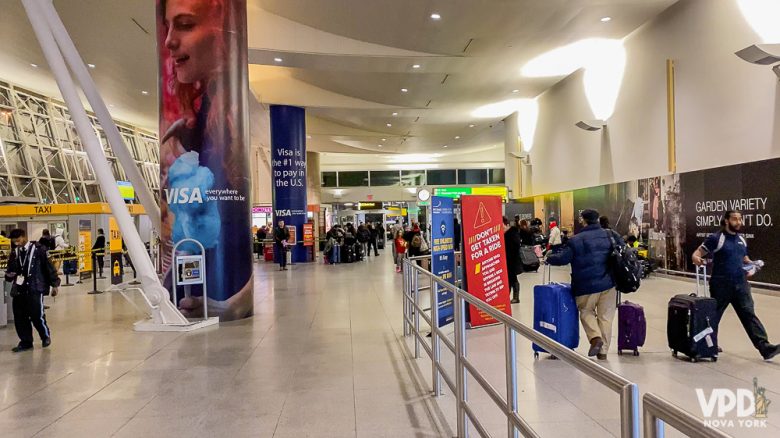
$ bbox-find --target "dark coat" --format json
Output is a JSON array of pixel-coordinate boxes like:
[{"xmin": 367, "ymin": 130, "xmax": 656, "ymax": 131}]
[
  {"xmin": 504, "ymin": 226, "xmax": 522, "ymax": 277},
  {"xmin": 273, "ymin": 226, "xmax": 290, "ymax": 244},
  {"xmin": 546, "ymin": 224, "xmax": 624, "ymax": 296},
  {"xmin": 518, "ymin": 228, "xmax": 534, "ymax": 246},
  {"xmin": 92, "ymin": 235, "xmax": 106, "ymax": 256},
  {"xmin": 5, "ymin": 242, "xmax": 60, "ymax": 295}
]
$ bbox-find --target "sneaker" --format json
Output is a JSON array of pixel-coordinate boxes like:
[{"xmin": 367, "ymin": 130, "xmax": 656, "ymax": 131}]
[
  {"xmin": 12, "ymin": 344, "xmax": 33, "ymax": 353},
  {"xmin": 588, "ymin": 337, "xmax": 604, "ymax": 357},
  {"xmin": 510, "ymin": 299, "xmax": 520, "ymax": 304},
  {"xmin": 597, "ymin": 353, "xmax": 607, "ymax": 361},
  {"xmin": 42, "ymin": 338, "xmax": 51, "ymax": 348},
  {"xmin": 760, "ymin": 344, "xmax": 779, "ymax": 361}
]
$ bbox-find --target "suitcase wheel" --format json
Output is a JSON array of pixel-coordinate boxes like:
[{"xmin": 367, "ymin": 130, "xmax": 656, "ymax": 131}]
[
  {"xmin": 691, "ymin": 357, "xmax": 698, "ymax": 363},
  {"xmin": 550, "ymin": 355, "xmax": 558, "ymax": 360},
  {"xmin": 617, "ymin": 350, "xmax": 623, "ymax": 356},
  {"xmin": 712, "ymin": 357, "xmax": 718, "ymax": 362},
  {"xmin": 672, "ymin": 351, "xmax": 678, "ymax": 357},
  {"xmin": 534, "ymin": 352, "xmax": 539, "ymax": 359},
  {"xmin": 633, "ymin": 350, "xmax": 639, "ymax": 357}
]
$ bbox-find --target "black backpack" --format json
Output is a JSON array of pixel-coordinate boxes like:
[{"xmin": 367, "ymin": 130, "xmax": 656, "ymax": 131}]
[{"xmin": 605, "ymin": 230, "xmax": 642, "ymax": 293}]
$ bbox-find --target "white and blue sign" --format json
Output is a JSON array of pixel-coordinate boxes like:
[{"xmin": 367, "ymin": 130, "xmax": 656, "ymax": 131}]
[
  {"xmin": 431, "ymin": 196, "xmax": 455, "ymax": 327},
  {"xmin": 270, "ymin": 105, "xmax": 308, "ymax": 263}
]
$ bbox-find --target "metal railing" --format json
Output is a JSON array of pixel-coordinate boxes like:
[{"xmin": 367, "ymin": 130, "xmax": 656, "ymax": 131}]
[
  {"xmin": 402, "ymin": 257, "xmax": 735, "ymax": 438},
  {"xmin": 643, "ymin": 393, "xmax": 732, "ymax": 438},
  {"xmin": 402, "ymin": 256, "xmax": 640, "ymax": 438}
]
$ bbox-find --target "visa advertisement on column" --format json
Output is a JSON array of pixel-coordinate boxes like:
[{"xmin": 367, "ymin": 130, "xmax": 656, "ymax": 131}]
[
  {"xmin": 157, "ymin": 0, "xmax": 253, "ymax": 320},
  {"xmin": 461, "ymin": 195, "xmax": 512, "ymax": 327},
  {"xmin": 431, "ymin": 196, "xmax": 455, "ymax": 327}
]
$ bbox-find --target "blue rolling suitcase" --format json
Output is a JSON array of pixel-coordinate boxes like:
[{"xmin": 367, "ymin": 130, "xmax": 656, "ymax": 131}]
[{"xmin": 533, "ymin": 266, "xmax": 580, "ymax": 358}]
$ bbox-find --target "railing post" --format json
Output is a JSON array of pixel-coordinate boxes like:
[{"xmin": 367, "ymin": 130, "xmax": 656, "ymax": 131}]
[
  {"xmin": 505, "ymin": 326, "xmax": 519, "ymax": 438},
  {"xmin": 430, "ymin": 279, "xmax": 441, "ymax": 396},
  {"xmin": 454, "ymin": 296, "xmax": 469, "ymax": 437},
  {"xmin": 403, "ymin": 262, "xmax": 409, "ymax": 336},
  {"xmin": 643, "ymin": 409, "xmax": 664, "ymax": 438},
  {"xmin": 621, "ymin": 383, "xmax": 640, "ymax": 438},
  {"xmin": 413, "ymin": 266, "xmax": 420, "ymax": 359}
]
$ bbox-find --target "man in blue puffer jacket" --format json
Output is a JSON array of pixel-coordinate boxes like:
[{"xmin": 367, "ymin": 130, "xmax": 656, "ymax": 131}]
[{"xmin": 546, "ymin": 209, "xmax": 624, "ymax": 360}]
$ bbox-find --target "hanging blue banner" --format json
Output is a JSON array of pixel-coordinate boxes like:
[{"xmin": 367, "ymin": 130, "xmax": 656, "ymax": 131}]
[
  {"xmin": 431, "ymin": 196, "xmax": 455, "ymax": 327},
  {"xmin": 270, "ymin": 105, "xmax": 308, "ymax": 263}
]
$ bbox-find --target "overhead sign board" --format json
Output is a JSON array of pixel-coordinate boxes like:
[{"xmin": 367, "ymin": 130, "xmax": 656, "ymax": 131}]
[{"xmin": 434, "ymin": 186, "xmax": 508, "ymax": 202}]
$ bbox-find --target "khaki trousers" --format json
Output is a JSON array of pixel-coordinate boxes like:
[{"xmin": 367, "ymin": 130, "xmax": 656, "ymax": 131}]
[{"xmin": 575, "ymin": 288, "xmax": 617, "ymax": 354}]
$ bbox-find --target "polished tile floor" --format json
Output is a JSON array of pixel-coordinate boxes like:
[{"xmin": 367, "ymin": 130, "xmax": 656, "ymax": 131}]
[{"xmin": 1, "ymin": 255, "xmax": 779, "ymax": 437}]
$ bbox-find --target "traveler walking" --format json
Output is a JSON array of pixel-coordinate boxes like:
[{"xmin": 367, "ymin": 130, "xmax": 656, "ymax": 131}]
[
  {"xmin": 4, "ymin": 229, "xmax": 60, "ymax": 352},
  {"xmin": 357, "ymin": 224, "xmax": 371, "ymax": 258},
  {"xmin": 692, "ymin": 210, "xmax": 779, "ymax": 360},
  {"xmin": 546, "ymin": 209, "xmax": 624, "ymax": 360},
  {"xmin": 599, "ymin": 216, "xmax": 611, "ymax": 230},
  {"xmin": 393, "ymin": 230, "xmax": 406, "ymax": 273},
  {"xmin": 368, "ymin": 223, "xmax": 380, "ymax": 256},
  {"xmin": 547, "ymin": 221, "xmax": 563, "ymax": 253},
  {"xmin": 273, "ymin": 220, "xmax": 290, "ymax": 271},
  {"xmin": 503, "ymin": 217, "xmax": 522, "ymax": 304},
  {"xmin": 92, "ymin": 229, "xmax": 106, "ymax": 278},
  {"xmin": 39, "ymin": 229, "xmax": 56, "ymax": 251}
]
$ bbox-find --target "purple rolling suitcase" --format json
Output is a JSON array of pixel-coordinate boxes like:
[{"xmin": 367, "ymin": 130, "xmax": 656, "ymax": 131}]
[
  {"xmin": 617, "ymin": 299, "xmax": 646, "ymax": 356},
  {"xmin": 533, "ymin": 266, "xmax": 580, "ymax": 358}
]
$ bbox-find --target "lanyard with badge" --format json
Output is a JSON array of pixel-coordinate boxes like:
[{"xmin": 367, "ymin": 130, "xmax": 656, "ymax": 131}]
[{"xmin": 15, "ymin": 244, "xmax": 32, "ymax": 286}]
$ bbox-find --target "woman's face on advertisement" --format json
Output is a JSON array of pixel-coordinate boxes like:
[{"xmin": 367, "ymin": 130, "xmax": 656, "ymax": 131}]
[{"xmin": 165, "ymin": 0, "xmax": 221, "ymax": 84}]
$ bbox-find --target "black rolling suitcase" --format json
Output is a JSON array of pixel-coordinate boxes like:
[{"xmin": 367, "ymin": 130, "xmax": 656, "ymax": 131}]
[
  {"xmin": 344, "ymin": 245, "xmax": 355, "ymax": 263},
  {"xmin": 354, "ymin": 243, "xmax": 364, "ymax": 262},
  {"xmin": 667, "ymin": 266, "xmax": 718, "ymax": 362}
]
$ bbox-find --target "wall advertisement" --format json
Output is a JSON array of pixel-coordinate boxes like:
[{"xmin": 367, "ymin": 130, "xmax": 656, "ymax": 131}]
[
  {"xmin": 461, "ymin": 195, "xmax": 512, "ymax": 327},
  {"xmin": 431, "ymin": 196, "xmax": 455, "ymax": 327},
  {"xmin": 510, "ymin": 156, "xmax": 780, "ymax": 285},
  {"xmin": 157, "ymin": 0, "xmax": 253, "ymax": 320}
]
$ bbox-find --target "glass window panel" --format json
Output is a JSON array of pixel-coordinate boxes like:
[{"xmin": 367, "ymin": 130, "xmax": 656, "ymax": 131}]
[
  {"xmin": 5, "ymin": 142, "xmax": 30, "ymax": 174},
  {"xmin": 369, "ymin": 171, "xmax": 400, "ymax": 187},
  {"xmin": 110, "ymin": 159, "xmax": 125, "ymax": 180},
  {"xmin": 37, "ymin": 180, "xmax": 54, "ymax": 203},
  {"xmin": 458, "ymin": 169, "xmax": 488, "ymax": 185},
  {"xmin": 426, "ymin": 169, "xmax": 456, "ymax": 186},
  {"xmin": 15, "ymin": 177, "xmax": 36, "ymax": 198},
  {"xmin": 338, "ymin": 171, "xmax": 368, "ymax": 187},
  {"xmin": 52, "ymin": 180, "xmax": 70, "ymax": 203},
  {"xmin": 489, "ymin": 168, "xmax": 506, "ymax": 184},
  {"xmin": 401, "ymin": 170, "xmax": 426, "ymax": 186},
  {"xmin": 78, "ymin": 155, "xmax": 95, "ymax": 181},
  {"xmin": 85, "ymin": 184, "xmax": 103, "ymax": 203},
  {"xmin": 0, "ymin": 175, "xmax": 12, "ymax": 196},
  {"xmin": 64, "ymin": 153, "xmax": 79, "ymax": 179},
  {"xmin": 27, "ymin": 147, "xmax": 45, "ymax": 177},
  {"xmin": 42, "ymin": 149, "xmax": 66, "ymax": 179},
  {"xmin": 321, "ymin": 171, "xmax": 337, "ymax": 187},
  {"xmin": 73, "ymin": 184, "xmax": 87, "ymax": 203}
]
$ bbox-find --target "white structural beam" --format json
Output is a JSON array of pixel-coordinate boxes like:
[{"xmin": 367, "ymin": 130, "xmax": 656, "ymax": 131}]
[
  {"xmin": 22, "ymin": 0, "xmax": 190, "ymax": 327},
  {"xmin": 38, "ymin": 0, "xmax": 161, "ymax": 232}
]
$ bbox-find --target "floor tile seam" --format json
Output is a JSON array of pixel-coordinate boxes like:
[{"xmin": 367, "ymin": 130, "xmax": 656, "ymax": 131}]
[
  {"xmin": 0, "ymin": 369, "xmax": 74, "ymax": 416},
  {"xmin": 270, "ymin": 273, "xmax": 328, "ymax": 437},
  {"xmin": 231, "ymin": 322, "xmax": 275, "ymax": 380},
  {"xmin": 109, "ymin": 393, "xmax": 163, "ymax": 437},
  {"xmin": 369, "ymin": 271, "xmax": 452, "ymax": 437}
]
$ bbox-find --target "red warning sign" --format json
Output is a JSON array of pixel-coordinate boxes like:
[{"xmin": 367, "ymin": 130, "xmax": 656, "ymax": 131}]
[{"xmin": 461, "ymin": 195, "xmax": 512, "ymax": 327}]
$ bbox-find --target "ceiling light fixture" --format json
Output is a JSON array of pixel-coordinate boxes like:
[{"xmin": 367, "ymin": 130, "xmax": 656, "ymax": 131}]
[
  {"xmin": 412, "ymin": 64, "xmax": 421, "ymax": 69},
  {"xmin": 141, "ymin": 90, "xmax": 149, "ymax": 95},
  {"xmin": 512, "ymin": 89, "xmax": 519, "ymax": 93},
  {"xmin": 442, "ymin": 145, "xmax": 448, "ymax": 148},
  {"xmin": 735, "ymin": 0, "xmax": 780, "ymax": 75},
  {"xmin": 87, "ymin": 63, "xmax": 96, "ymax": 69},
  {"xmin": 401, "ymin": 88, "xmax": 408, "ymax": 93},
  {"xmin": 387, "ymin": 123, "xmax": 392, "ymax": 127},
  {"xmin": 30, "ymin": 63, "xmax": 38, "ymax": 68},
  {"xmin": 455, "ymin": 136, "xmax": 460, "ymax": 139},
  {"xmin": 430, "ymin": 13, "xmax": 441, "ymax": 20},
  {"xmin": 469, "ymin": 124, "xmax": 475, "ymax": 128},
  {"xmin": 392, "ymin": 112, "xmax": 398, "ymax": 116},
  {"xmin": 274, "ymin": 57, "xmax": 283, "ymax": 63},
  {"xmin": 600, "ymin": 17, "xmax": 612, "ymax": 22},
  {"xmin": 381, "ymin": 138, "xmax": 386, "ymax": 141}
]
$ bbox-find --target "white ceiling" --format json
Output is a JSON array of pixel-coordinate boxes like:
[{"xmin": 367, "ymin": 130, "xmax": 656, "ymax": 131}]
[{"xmin": 0, "ymin": 0, "xmax": 678, "ymax": 158}]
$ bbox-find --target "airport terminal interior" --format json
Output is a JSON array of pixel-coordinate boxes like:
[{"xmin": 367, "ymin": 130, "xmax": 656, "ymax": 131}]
[{"xmin": 1, "ymin": 0, "xmax": 780, "ymax": 437}]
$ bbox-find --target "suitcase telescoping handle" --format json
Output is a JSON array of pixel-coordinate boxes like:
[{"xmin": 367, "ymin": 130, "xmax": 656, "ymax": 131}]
[{"xmin": 694, "ymin": 265, "xmax": 709, "ymax": 298}]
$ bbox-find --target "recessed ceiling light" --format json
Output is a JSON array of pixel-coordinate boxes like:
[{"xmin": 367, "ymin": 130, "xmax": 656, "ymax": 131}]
[
  {"xmin": 274, "ymin": 57, "xmax": 283, "ymax": 62},
  {"xmin": 431, "ymin": 13, "xmax": 441, "ymax": 20},
  {"xmin": 87, "ymin": 63, "xmax": 96, "ymax": 69},
  {"xmin": 455, "ymin": 136, "xmax": 460, "ymax": 139},
  {"xmin": 377, "ymin": 144, "xmax": 382, "ymax": 147},
  {"xmin": 141, "ymin": 90, "xmax": 149, "ymax": 95},
  {"xmin": 600, "ymin": 16, "xmax": 612, "ymax": 22},
  {"xmin": 381, "ymin": 138, "xmax": 386, "ymax": 141},
  {"xmin": 307, "ymin": 135, "xmax": 312, "ymax": 139},
  {"xmin": 386, "ymin": 123, "xmax": 392, "ymax": 127},
  {"xmin": 512, "ymin": 89, "xmax": 519, "ymax": 93},
  {"xmin": 401, "ymin": 88, "xmax": 408, "ymax": 93},
  {"xmin": 442, "ymin": 145, "xmax": 448, "ymax": 148},
  {"xmin": 30, "ymin": 63, "xmax": 38, "ymax": 68},
  {"xmin": 469, "ymin": 124, "xmax": 475, "ymax": 128},
  {"xmin": 392, "ymin": 112, "xmax": 398, "ymax": 116},
  {"xmin": 412, "ymin": 64, "xmax": 421, "ymax": 69}
]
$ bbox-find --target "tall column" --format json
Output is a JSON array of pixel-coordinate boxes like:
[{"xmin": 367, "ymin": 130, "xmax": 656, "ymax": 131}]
[
  {"xmin": 270, "ymin": 105, "xmax": 308, "ymax": 263},
  {"xmin": 504, "ymin": 111, "xmax": 522, "ymax": 199},
  {"xmin": 306, "ymin": 151, "xmax": 322, "ymax": 206},
  {"xmin": 157, "ymin": 0, "xmax": 253, "ymax": 320}
]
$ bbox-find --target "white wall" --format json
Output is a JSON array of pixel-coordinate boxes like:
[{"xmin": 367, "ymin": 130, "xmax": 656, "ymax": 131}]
[{"xmin": 531, "ymin": 0, "xmax": 780, "ymax": 196}]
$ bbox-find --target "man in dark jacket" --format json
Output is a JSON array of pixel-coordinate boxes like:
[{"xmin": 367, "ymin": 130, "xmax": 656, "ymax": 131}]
[
  {"xmin": 273, "ymin": 220, "xmax": 290, "ymax": 271},
  {"xmin": 368, "ymin": 223, "xmax": 380, "ymax": 256},
  {"xmin": 92, "ymin": 228, "xmax": 106, "ymax": 278},
  {"xmin": 503, "ymin": 217, "xmax": 522, "ymax": 304},
  {"xmin": 547, "ymin": 209, "xmax": 624, "ymax": 360},
  {"xmin": 4, "ymin": 228, "xmax": 60, "ymax": 352}
]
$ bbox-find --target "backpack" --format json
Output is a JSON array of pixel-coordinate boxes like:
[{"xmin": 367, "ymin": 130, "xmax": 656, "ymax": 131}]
[
  {"xmin": 411, "ymin": 235, "xmax": 422, "ymax": 248},
  {"xmin": 605, "ymin": 230, "xmax": 642, "ymax": 293}
]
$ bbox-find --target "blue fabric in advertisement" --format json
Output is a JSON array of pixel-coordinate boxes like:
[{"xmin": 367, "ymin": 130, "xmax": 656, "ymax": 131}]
[{"xmin": 431, "ymin": 196, "xmax": 455, "ymax": 327}]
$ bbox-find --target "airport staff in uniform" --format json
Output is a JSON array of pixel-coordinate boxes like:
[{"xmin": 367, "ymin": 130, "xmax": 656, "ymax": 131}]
[
  {"xmin": 4, "ymin": 229, "xmax": 60, "ymax": 352},
  {"xmin": 693, "ymin": 210, "xmax": 779, "ymax": 361}
]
